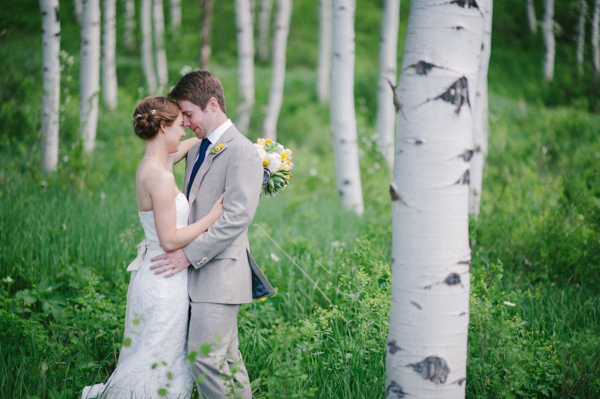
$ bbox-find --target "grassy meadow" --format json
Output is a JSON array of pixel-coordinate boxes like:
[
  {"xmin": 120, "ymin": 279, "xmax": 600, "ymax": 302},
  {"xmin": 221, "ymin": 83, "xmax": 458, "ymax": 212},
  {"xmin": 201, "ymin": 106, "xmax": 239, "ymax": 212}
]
[{"xmin": 1, "ymin": 0, "xmax": 600, "ymax": 398}]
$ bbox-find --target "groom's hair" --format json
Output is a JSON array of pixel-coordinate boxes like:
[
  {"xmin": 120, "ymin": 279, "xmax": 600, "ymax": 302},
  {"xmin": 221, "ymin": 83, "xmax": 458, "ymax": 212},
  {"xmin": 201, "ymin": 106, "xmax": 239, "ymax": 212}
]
[{"xmin": 168, "ymin": 71, "xmax": 226, "ymax": 114}]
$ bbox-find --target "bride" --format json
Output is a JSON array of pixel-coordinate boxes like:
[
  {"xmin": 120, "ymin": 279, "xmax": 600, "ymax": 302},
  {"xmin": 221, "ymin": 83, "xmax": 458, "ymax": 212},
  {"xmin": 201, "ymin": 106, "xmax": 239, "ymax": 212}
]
[{"xmin": 82, "ymin": 96, "xmax": 224, "ymax": 399}]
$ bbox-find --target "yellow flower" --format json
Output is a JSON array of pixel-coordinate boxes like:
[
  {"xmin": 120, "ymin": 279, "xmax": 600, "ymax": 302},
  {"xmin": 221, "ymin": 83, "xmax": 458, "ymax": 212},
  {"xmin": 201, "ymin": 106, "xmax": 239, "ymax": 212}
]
[
  {"xmin": 281, "ymin": 153, "xmax": 288, "ymax": 159},
  {"xmin": 217, "ymin": 143, "xmax": 224, "ymax": 150},
  {"xmin": 263, "ymin": 158, "xmax": 270, "ymax": 166},
  {"xmin": 284, "ymin": 174, "xmax": 290, "ymax": 180},
  {"xmin": 283, "ymin": 149, "xmax": 292, "ymax": 158},
  {"xmin": 265, "ymin": 139, "xmax": 273, "ymax": 145},
  {"xmin": 257, "ymin": 138, "xmax": 266, "ymax": 146},
  {"xmin": 280, "ymin": 164, "xmax": 291, "ymax": 172}
]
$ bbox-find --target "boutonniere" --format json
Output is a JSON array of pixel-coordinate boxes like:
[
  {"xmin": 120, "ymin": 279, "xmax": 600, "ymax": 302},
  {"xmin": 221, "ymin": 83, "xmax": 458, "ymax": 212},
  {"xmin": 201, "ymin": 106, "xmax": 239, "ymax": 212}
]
[{"xmin": 209, "ymin": 143, "xmax": 224, "ymax": 155}]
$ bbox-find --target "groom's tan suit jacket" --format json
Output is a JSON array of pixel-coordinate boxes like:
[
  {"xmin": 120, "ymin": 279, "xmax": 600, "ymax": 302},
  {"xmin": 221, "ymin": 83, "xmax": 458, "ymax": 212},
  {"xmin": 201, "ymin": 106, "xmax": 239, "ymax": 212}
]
[{"xmin": 182, "ymin": 125, "xmax": 275, "ymax": 304}]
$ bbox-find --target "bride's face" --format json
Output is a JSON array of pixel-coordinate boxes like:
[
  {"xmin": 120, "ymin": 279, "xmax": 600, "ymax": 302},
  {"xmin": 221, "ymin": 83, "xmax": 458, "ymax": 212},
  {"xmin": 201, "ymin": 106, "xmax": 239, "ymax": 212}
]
[{"xmin": 163, "ymin": 113, "xmax": 186, "ymax": 153}]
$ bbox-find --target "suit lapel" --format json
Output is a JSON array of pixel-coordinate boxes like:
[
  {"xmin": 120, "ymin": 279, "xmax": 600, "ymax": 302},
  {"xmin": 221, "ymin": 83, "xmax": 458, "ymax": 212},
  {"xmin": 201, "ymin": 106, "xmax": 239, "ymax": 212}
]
[{"xmin": 188, "ymin": 127, "xmax": 238, "ymax": 206}]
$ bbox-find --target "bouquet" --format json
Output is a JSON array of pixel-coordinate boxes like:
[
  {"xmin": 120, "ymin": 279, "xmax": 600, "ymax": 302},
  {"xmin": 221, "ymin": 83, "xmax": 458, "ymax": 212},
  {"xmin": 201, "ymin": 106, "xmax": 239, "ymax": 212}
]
[{"xmin": 254, "ymin": 138, "xmax": 293, "ymax": 197}]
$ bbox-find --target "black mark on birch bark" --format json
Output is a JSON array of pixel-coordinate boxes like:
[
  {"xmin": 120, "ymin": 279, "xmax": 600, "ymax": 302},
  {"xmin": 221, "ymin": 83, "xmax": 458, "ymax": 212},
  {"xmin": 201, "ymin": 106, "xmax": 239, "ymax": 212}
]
[
  {"xmin": 382, "ymin": 75, "xmax": 405, "ymax": 119},
  {"xmin": 410, "ymin": 301, "xmax": 422, "ymax": 310},
  {"xmin": 387, "ymin": 340, "xmax": 403, "ymax": 354},
  {"xmin": 435, "ymin": 77, "xmax": 471, "ymax": 114},
  {"xmin": 444, "ymin": 273, "xmax": 462, "ymax": 286},
  {"xmin": 458, "ymin": 149, "xmax": 474, "ymax": 161},
  {"xmin": 450, "ymin": 0, "xmax": 479, "ymax": 9},
  {"xmin": 452, "ymin": 26, "xmax": 465, "ymax": 31},
  {"xmin": 455, "ymin": 169, "xmax": 470, "ymax": 185},
  {"xmin": 405, "ymin": 60, "xmax": 439, "ymax": 75},
  {"xmin": 55, "ymin": 6, "xmax": 60, "ymax": 22},
  {"xmin": 343, "ymin": 179, "xmax": 351, "ymax": 186},
  {"xmin": 386, "ymin": 381, "xmax": 406, "ymax": 398},
  {"xmin": 409, "ymin": 356, "xmax": 450, "ymax": 384},
  {"xmin": 457, "ymin": 377, "xmax": 466, "ymax": 386}
]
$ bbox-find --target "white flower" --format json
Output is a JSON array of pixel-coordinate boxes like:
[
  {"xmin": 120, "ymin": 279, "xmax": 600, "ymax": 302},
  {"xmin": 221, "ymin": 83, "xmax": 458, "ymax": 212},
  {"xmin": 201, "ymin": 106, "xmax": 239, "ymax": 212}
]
[
  {"xmin": 310, "ymin": 168, "xmax": 318, "ymax": 176},
  {"xmin": 100, "ymin": 193, "xmax": 106, "ymax": 200},
  {"xmin": 254, "ymin": 143, "xmax": 267, "ymax": 159},
  {"xmin": 266, "ymin": 153, "xmax": 282, "ymax": 173},
  {"xmin": 503, "ymin": 301, "xmax": 516, "ymax": 307},
  {"xmin": 270, "ymin": 253, "xmax": 280, "ymax": 262},
  {"xmin": 4, "ymin": 276, "xmax": 13, "ymax": 283}
]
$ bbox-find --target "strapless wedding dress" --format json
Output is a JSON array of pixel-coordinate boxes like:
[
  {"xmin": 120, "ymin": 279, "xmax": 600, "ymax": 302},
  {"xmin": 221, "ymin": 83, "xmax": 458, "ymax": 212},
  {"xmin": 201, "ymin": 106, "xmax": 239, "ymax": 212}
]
[{"xmin": 82, "ymin": 192, "xmax": 194, "ymax": 399}]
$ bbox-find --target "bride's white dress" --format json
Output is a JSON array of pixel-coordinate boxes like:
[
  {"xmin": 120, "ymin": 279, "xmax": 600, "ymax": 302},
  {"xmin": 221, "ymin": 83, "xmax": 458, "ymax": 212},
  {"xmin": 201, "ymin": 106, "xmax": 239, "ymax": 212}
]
[{"xmin": 83, "ymin": 192, "xmax": 194, "ymax": 399}]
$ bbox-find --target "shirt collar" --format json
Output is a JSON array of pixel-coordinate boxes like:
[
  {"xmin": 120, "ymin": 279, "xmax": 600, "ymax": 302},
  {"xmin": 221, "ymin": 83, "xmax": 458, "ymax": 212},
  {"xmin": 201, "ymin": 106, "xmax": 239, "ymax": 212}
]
[{"xmin": 206, "ymin": 119, "xmax": 232, "ymax": 147}]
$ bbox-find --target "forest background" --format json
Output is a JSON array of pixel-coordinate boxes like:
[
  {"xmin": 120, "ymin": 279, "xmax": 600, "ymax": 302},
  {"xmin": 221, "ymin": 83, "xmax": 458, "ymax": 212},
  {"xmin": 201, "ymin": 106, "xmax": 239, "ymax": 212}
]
[{"xmin": 1, "ymin": 0, "xmax": 599, "ymax": 398}]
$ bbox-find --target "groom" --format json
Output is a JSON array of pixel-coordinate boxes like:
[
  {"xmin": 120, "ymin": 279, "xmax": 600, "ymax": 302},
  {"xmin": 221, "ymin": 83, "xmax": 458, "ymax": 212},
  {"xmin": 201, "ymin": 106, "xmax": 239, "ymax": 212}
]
[{"xmin": 150, "ymin": 71, "xmax": 275, "ymax": 398}]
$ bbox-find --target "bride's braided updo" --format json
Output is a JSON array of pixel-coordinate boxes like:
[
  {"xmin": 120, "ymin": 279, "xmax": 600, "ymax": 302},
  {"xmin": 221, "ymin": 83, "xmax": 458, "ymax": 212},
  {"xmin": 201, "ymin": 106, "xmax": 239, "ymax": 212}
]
[{"xmin": 133, "ymin": 96, "xmax": 181, "ymax": 140}]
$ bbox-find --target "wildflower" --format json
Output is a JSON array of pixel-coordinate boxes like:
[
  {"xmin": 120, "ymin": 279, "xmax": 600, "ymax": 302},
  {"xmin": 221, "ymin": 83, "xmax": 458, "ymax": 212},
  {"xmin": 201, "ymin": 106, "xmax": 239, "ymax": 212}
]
[
  {"xmin": 270, "ymin": 253, "xmax": 280, "ymax": 262},
  {"xmin": 503, "ymin": 301, "xmax": 516, "ymax": 307}
]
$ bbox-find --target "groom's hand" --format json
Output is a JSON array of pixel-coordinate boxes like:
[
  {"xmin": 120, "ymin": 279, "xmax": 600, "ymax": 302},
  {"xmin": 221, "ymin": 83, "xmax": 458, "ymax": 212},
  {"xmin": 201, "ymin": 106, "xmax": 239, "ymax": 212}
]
[{"xmin": 150, "ymin": 248, "xmax": 191, "ymax": 278}]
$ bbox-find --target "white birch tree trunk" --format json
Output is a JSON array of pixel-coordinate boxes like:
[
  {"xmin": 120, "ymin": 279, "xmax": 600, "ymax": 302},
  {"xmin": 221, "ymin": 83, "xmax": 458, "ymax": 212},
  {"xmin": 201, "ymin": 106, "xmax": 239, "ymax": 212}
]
[
  {"xmin": 169, "ymin": 0, "xmax": 181, "ymax": 32},
  {"xmin": 153, "ymin": 0, "xmax": 169, "ymax": 89},
  {"xmin": 40, "ymin": 0, "xmax": 61, "ymax": 172},
  {"xmin": 527, "ymin": 0, "xmax": 537, "ymax": 34},
  {"xmin": 376, "ymin": 0, "xmax": 400, "ymax": 173},
  {"xmin": 469, "ymin": 0, "xmax": 493, "ymax": 216},
  {"xmin": 317, "ymin": 0, "xmax": 332, "ymax": 104},
  {"xmin": 102, "ymin": 0, "xmax": 118, "ymax": 110},
  {"xmin": 330, "ymin": 0, "xmax": 363, "ymax": 215},
  {"xmin": 200, "ymin": 0, "xmax": 213, "ymax": 71},
  {"xmin": 123, "ymin": 0, "xmax": 136, "ymax": 51},
  {"xmin": 235, "ymin": 0, "xmax": 255, "ymax": 134},
  {"xmin": 387, "ymin": 0, "xmax": 484, "ymax": 397},
  {"xmin": 141, "ymin": 0, "xmax": 158, "ymax": 93},
  {"xmin": 577, "ymin": 0, "xmax": 588, "ymax": 76},
  {"xmin": 257, "ymin": 0, "xmax": 273, "ymax": 63},
  {"xmin": 74, "ymin": 0, "xmax": 83, "ymax": 23},
  {"xmin": 593, "ymin": 0, "xmax": 600, "ymax": 86},
  {"xmin": 543, "ymin": 0, "xmax": 555, "ymax": 81},
  {"xmin": 262, "ymin": 0, "xmax": 291, "ymax": 141},
  {"xmin": 79, "ymin": 0, "xmax": 101, "ymax": 153}
]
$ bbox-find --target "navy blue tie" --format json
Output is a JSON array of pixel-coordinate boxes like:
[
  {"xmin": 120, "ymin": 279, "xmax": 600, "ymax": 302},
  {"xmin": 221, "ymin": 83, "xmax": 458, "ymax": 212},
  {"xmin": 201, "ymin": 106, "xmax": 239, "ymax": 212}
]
[{"xmin": 187, "ymin": 138, "xmax": 211, "ymax": 198}]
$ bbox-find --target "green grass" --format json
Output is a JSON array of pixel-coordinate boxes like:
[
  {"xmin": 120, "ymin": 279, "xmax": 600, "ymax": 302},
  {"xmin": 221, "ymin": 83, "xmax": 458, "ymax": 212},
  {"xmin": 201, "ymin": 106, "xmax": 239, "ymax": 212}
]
[{"xmin": 1, "ymin": 0, "xmax": 600, "ymax": 397}]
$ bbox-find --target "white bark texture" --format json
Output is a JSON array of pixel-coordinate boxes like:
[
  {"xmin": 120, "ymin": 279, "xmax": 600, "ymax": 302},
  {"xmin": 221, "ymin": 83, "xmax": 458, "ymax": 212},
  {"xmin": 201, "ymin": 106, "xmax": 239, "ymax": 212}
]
[
  {"xmin": 200, "ymin": 0, "xmax": 213, "ymax": 71},
  {"xmin": 40, "ymin": 0, "xmax": 61, "ymax": 172},
  {"xmin": 74, "ymin": 0, "xmax": 82, "ymax": 22},
  {"xmin": 543, "ymin": 0, "xmax": 555, "ymax": 81},
  {"xmin": 330, "ymin": 0, "xmax": 364, "ymax": 215},
  {"xmin": 141, "ymin": 0, "xmax": 158, "ymax": 93},
  {"xmin": 469, "ymin": 0, "xmax": 493, "ymax": 216},
  {"xmin": 262, "ymin": 0, "xmax": 291, "ymax": 141},
  {"xmin": 102, "ymin": 0, "xmax": 118, "ymax": 110},
  {"xmin": 257, "ymin": 0, "xmax": 273, "ymax": 63},
  {"xmin": 170, "ymin": 0, "xmax": 181, "ymax": 32},
  {"xmin": 376, "ymin": 0, "xmax": 400, "ymax": 173},
  {"xmin": 317, "ymin": 0, "xmax": 332, "ymax": 104},
  {"xmin": 79, "ymin": 0, "xmax": 101, "ymax": 153},
  {"xmin": 123, "ymin": 0, "xmax": 136, "ymax": 50},
  {"xmin": 153, "ymin": 0, "xmax": 169, "ymax": 89},
  {"xmin": 577, "ymin": 0, "xmax": 587, "ymax": 76},
  {"xmin": 387, "ymin": 0, "xmax": 484, "ymax": 397},
  {"xmin": 593, "ymin": 0, "xmax": 600, "ymax": 83},
  {"xmin": 527, "ymin": 0, "xmax": 537, "ymax": 34},
  {"xmin": 235, "ymin": 0, "xmax": 256, "ymax": 134}
]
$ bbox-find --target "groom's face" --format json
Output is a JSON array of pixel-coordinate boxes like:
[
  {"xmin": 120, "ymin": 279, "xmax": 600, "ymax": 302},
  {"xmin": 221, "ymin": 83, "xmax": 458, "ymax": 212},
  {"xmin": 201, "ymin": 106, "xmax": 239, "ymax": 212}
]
[{"xmin": 178, "ymin": 100, "xmax": 214, "ymax": 140}]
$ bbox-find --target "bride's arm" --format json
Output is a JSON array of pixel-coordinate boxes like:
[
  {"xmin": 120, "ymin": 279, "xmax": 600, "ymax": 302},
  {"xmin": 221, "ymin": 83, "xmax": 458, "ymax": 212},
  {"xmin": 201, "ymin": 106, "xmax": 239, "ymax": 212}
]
[
  {"xmin": 168, "ymin": 137, "xmax": 200, "ymax": 168},
  {"xmin": 150, "ymin": 172, "xmax": 223, "ymax": 252}
]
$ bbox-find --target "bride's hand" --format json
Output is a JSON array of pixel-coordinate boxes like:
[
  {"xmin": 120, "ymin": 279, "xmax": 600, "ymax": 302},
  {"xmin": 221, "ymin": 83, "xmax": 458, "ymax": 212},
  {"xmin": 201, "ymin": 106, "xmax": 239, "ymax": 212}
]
[{"xmin": 209, "ymin": 193, "xmax": 225, "ymax": 220}]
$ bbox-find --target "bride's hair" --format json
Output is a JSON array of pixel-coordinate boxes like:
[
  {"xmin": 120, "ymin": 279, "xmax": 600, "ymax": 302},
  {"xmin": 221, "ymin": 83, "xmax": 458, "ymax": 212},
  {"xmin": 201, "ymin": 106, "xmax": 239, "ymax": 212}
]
[{"xmin": 133, "ymin": 96, "xmax": 180, "ymax": 140}]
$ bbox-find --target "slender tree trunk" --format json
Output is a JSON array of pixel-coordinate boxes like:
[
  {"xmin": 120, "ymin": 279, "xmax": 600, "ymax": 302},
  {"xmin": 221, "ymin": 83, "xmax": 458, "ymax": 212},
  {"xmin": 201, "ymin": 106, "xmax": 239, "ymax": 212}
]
[
  {"xmin": 40, "ymin": 0, "xmax": 61, "ymax": 172},
  {"xmin": 387, "ymin": 0, "xmax": 484, "ymax": 396},
  {"xmin": 79, "ymin": 0, "xmax": 101, "ymax": 153},
  {"xmin": 141, "ymin": 0, "xmax": 157, "ymax": 93},
  {"xmin": 102, "ymin": 0, "xmax": 118, "ymax": 110},
  {"xmin": 262, "ymin": 0, "xmax": 291, "ymax": 141},
  {"xmin": 235, "ymin": 0, "xmax": 255, "ymax": 134},
  {"xmin": 74, "ymin": 0, "xmax": 82, "ymax": 23},
  {"xmin": 200, "ymin": 0, "xmax": 213, "ymax": 71},
  {"xmin": 578, "ymin": 0, "xmax": 588, "ymax": 76},
  {"xmin": 527, "ymin": 0, "xmax": 537, "ymax": 34},
  {"xmin": 317, "ymin": 0, "xmax": 332, "ymax": 104},
  {"xmin": 543, "ymin": 0, "xmax": 555, "ymax": 81},
  {"xmin": 330, "ymin": 0, "xmax": 363, "ymax": 215},
  {"xmin": 153, "ymin": 0, "xmax": 169, "ymax": 89},
  {"xmin": 257, "ymin": 0, "xmax": 273, "ymax": 63},
  {"xmin": 469, "ymin": 0, "xmax": 493, "ymax": 217},
  {"xmin": 376, "ymin": 0, "xmax": 400, "ymax": 173},
  {"xmin": 123, "ymin": 0, "xmax": 136, "ymax": 51},
  {"xmin": 593, "ymin": 0, "xmax": 600, "ymax": 87},
  {"xmin": 170, "ymin": 0, "xmax": 181, "ymax": 32}
]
